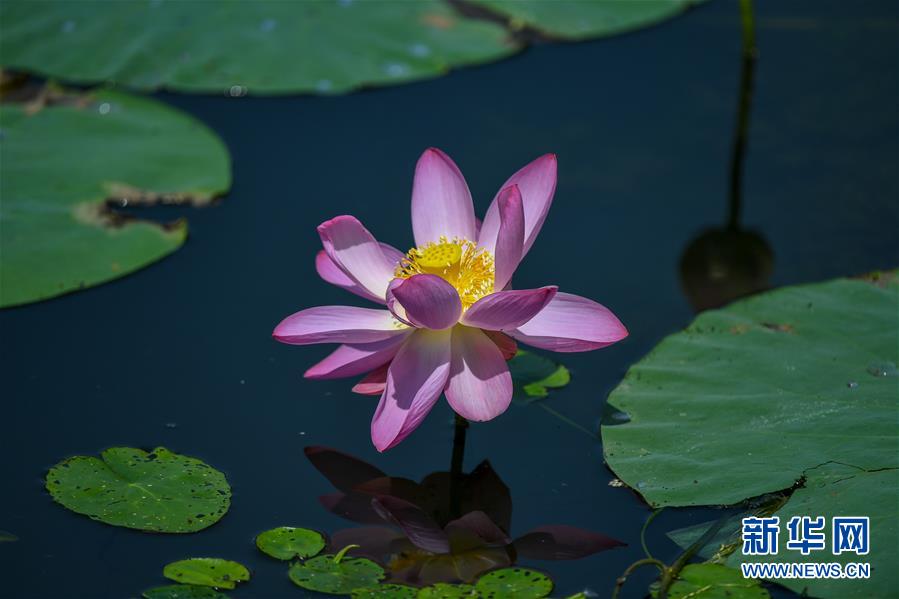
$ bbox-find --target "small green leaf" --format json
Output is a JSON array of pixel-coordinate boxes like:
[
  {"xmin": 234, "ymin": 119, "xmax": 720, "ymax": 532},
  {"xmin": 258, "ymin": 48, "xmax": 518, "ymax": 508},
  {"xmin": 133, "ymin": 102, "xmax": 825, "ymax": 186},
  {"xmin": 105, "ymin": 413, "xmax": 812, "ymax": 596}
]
[
  {"xmin": 508, "ymin": 350, "xmax": 570, "ymax": 401},
  {"xmin": 142, "ymin": 584, "xmax": 229, "ymax": 599},
  {"xmin": 475, "ymin": 567, "xmax": 553, "ymax": 599},
  {"xmin": 417, "ymin": 583, "xmax": 480, "ymax": 598},
  {"xmin": 654, "ymin": 564, "xmax": 769, "ymax": 599},
  {"xmin": 351, "ymin": 584, "xmax": 418, "ymax": 598},
  {"xmin": 46, "ymin": 447, "xmax": 231, "ymax": 533},
  {"xmin": 289, "ymin": 554, "xmax": 385, "ymax": 595},
  {"xmin": 162, "ymin": 558, "xmax": 250, "ymax": 590},
  {"xmin": 255, "ymin": 526, "xmax": 326, "ymax": 560},
  {"xmin": 0, "ymin": 530, "xmax": 18, "ymax": 542}
]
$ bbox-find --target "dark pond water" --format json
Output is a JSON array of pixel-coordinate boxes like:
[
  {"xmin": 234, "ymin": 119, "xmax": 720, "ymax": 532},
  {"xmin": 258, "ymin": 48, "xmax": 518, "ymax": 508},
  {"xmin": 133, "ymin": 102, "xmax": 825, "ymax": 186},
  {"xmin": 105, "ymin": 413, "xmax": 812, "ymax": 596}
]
[{"xmin": 1, "ymin": 0, "xmax": 897, "ymax": 597}]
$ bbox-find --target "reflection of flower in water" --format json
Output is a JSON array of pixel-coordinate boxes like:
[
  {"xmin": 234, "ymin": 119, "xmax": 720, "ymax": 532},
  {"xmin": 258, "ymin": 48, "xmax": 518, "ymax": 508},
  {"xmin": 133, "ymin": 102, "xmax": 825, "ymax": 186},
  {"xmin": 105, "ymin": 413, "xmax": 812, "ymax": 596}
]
[{"xmin": 306, "ymin": 446, "xmax": 624, "ymax": 585}]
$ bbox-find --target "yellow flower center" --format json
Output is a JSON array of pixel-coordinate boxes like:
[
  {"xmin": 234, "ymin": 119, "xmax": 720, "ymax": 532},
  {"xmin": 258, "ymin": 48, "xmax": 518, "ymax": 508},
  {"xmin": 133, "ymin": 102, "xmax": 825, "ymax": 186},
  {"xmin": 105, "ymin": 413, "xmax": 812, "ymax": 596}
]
[{"xmin": 394, "ymin": 236, "xmax": 495, "ymax": 309}]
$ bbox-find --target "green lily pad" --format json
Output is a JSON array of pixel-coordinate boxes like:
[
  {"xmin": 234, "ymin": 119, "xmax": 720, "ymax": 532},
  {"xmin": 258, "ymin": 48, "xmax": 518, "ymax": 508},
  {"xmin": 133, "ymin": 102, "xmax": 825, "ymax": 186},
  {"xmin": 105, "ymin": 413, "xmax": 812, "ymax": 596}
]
[
  {"xmin": 602, "ymin": 273, "xmax": 898, "ymax": 598},
  {"xmin": 255, "ymin": 526, "xmax": 326, "ymax": 560},
  {"xmin": 0, "ymin": 1, "xmax": 516, "ymax": 96},
  {"xmin": 288, "ymin": 554, "xmax": 385, "ymax": 595},
  {"xmin": 508, "ymin": 350, "xmax": 570, "ymax": 401},
  {"xmin": 162, "ymin": 558, "xmax": 249, "ymax": 590},
  {"xmin": 470, "ymin": 0, "xmax": 704, "ymax": 40},
  {"xmin": 475, "ymin": 567, "xmax": 553, "ymax": 599},
  {"xmin": 603, "ymin": 274, "xmax": 898, "ymax": 506},
  {"xmin": 142, "ymin": 584, "xmax": 229, "ymax": 599},
  {"xmin": 652, "ymin": 564, "xmax": 769, "ymax": 599},
  {"xmin": 417, "ymin": 583, "xmax": 480, "ymax": 598},
  {"xmin": 351, "ymin": 584, "xmax": 418, "ymax": 598},
  {"xmin": 726, "ymin": 463, "xmax": 897, "ymax": 598},
  {"xmin": 46, "ymin": 447, "xmax": 231, "ymax": 533},
  {"xmin": 0, "ymin": 87, "xmax": 230, "ymax": 307}
]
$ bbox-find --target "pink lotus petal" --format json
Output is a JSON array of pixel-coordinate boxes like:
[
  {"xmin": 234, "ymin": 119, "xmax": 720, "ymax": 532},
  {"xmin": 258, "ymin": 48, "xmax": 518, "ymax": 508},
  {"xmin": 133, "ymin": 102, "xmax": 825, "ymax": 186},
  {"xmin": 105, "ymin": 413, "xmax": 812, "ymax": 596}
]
[
  {"xmin": 479, "ymin": 154, "xmax": 557, "ymax": 259},
  {"xmin": 411, "ymin": 148, "xmax": 477, "ymax": 246},
  {"xmin": 509, "ymin": 292, "xmax": 628, "ymax": 352},
  {"xmin": 483, "ymin": 330, "xmax": 518, "ymax": 360},
  {"xmin": 492, "ymin": 185, "xmax": 525, "ymax": 290},
  {"xmin": 371, "ymin": 329, "xmax": 452, "ymax": 451},
  {"xmin": 379, "ymin": 243, "xmax": 406, "ymax": 266},
  {"xmin": 318, "ymin": 215, "xmax": 396, "ymax": 301},
  {"xmin": 385, "ymin": 278, "xmax": 414, "ymax": 326},
  {"xmin": 352, "ymin": 364, "xmax": 389, "ymax": 395},
  {"xmin": 273, "ymin": 306, "xmax": 406, "ymax": 345},
  {"xmin": 315, "ymin": 242, "xmax": 405, "ymax": 304},
  {"xmin": 389, "ymin": 274, "xmax": 462, "ymax": 330},
  {"xmin": 445, "ymin": 326, "xmax": 512, "ymax": 422},
  {"xmin": 461, "ymin": 287, "xmax": 557, "ymax": 331},
  {"xmin": 304, "ymin": 335, "xmax": 408, "ymax": 380}
]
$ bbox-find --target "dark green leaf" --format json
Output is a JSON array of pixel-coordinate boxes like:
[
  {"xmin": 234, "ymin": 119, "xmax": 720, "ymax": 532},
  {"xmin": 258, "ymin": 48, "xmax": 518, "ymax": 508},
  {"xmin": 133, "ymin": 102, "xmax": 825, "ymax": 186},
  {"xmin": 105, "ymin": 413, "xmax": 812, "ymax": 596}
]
[
  {"xmin": 417, "ymin": 583, "xmax": 480, "ymax": 598},
  {"xmin": 0, "ymin": 1, "xmax": 517, "ymax": 95},
  {"xmin": 475, "ymin": 567, "xmax": 553, "ymax": 598},
  {"xmin": 0, "ymin": 88, "xmax": 230, "ymax": 307},
  {"xmin": 288, "ymin": 554, "xmax": 385, "ymax": 595},
  {"xmin": 602, "ymin": 274, "xmax": 899, "ymax": 598},
  {"xmin": 255, "ymin": 526, "xmax": 326, "ymax": 560},
  {"xmin": 652, "ymin": 564, "xmax": 769, "ymax": 599},
  {"xmin": 162, "ymin": 558, "xmax": 249, "ymax": 590},
  {"xmin": 350, "ymin": 584, "xmax": 418, "ymax": 598},
  {"xmin": 142, "ymin": 584, "xmax": 228, "ymax": 599},
  {"xmin": 46, "ymin": 447, "xmax": 231, "ymax": 533}
]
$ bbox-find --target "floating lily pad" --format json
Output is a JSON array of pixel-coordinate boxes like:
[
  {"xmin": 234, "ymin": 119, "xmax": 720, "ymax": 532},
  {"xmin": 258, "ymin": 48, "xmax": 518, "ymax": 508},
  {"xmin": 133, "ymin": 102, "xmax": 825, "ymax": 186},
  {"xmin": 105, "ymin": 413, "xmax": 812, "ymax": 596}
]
[
  {"xmin": 289, "ymin": 554, "xmax": 385, "ymax": 595},
  {"xmin": 417, "ymin": 583, "xmax": 480, "ymax": 598},
  {"xmin": 0, "ymin": 87, "xmax": 230, "ymax": 307},
  {"xmin": 46, "ymin": 447, "xmax": 231, "ymax": 533},
  {"xmin": 602, "ymin": 274, "xmax": 899, "ymax": 598},
  {"xmin": 163, "ymin": 558, "xmax": 249, "ymax": 590},
  {"xmin": 475, "ymin": 567, "xmax": 553, "ymax": 599},
  {"xmin": 255, "ymin": 526, "xmax": 326, "ymax": 560},
  {"xmin": 351, "ymin": 584, "xmax": 418, "ymax": 598},
  {"xmin": 603, "ymin": 274, "xmax": 898, "ymax": 505},
  {"xmin": 470, "ymin": 0, "xmax": 704, "ymax": 40},
  {"xmin": 142, "ymin": 584, "xmax": 229, "ymax": 599},
  {"xmin": 0, "ymin": 1, "xmax": 516, "ymax": 96},
  {"xmin": 652, "ymin": 564, "xmax": 769, "ymax": 599},
  {"xmin": 508, "ymin": 350, "xmax": 570, "ymax": 401},
  {"xmin": 725, "ymin": 463, "xmax": 897, "ymax": 598}
]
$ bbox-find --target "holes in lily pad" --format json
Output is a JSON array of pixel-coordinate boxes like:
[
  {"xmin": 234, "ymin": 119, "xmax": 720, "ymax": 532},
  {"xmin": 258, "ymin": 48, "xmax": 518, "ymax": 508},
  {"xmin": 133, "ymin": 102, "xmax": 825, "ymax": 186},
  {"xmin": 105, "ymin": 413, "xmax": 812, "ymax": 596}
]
[
  {"xmin": 255, "ymin": 526, "xmax": 326, "ymax": 560},
  {"xmin": 288, "ymin": 546, "xmax": 385, "ymax": 595},
  {"xmin": 475, "ymin": 567, "xmax": 553, "ymax": 599},
  {"xmin": 162, "ymin": 558, "xmax": 250, "ymax": 590},
  {"xmin": 142, "ymin": 584, "xmax": 229, "ymax": 599},
  {"xmin": 45, "ymin": 447, "xmax": 231, "ymax": 533},
  {"xmin": 350, "ymin": 584, "xmax": 418, "ymax": 598},
  {"xmin": 417, "ymin": 582, "xmax": 480, "ymax": 598}
]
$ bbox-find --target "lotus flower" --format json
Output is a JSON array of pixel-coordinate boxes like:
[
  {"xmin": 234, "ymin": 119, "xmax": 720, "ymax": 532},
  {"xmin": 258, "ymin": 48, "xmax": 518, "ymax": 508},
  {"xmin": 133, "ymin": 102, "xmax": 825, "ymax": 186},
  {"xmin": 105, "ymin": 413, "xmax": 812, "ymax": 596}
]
[{"xmin": 273, "ymin": 149, "xmax": 627, "ymax": 451}]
